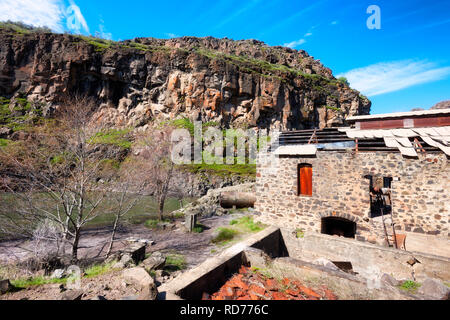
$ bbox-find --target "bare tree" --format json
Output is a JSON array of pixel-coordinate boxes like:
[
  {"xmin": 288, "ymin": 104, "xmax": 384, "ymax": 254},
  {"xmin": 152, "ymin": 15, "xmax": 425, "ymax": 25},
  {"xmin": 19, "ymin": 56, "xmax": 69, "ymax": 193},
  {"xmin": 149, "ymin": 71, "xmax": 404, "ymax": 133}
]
[
  {"xmin": 0, "ymin": 96, "xmax": 114, "ymax": 262},
  {"xmin": 103, "ymin": 159, "xmax": 147, "ymax": 258},
  {"xmin": 136, "ymin": 124, "xmax": 175, "ymax": 221}
]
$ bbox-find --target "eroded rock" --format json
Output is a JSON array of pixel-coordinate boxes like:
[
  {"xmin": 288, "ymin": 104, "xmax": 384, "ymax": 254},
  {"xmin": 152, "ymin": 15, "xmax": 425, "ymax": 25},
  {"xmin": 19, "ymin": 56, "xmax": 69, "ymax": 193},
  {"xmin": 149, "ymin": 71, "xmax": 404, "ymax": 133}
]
[{"xmin": 418, "ymin": 278, "xmax": 450, "ymax": 300}]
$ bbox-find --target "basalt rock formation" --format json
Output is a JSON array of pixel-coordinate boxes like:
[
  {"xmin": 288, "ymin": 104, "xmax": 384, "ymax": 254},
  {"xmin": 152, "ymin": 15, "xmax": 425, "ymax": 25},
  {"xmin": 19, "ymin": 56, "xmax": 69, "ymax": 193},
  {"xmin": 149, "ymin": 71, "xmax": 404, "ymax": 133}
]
[{"xmin": 0, "ymin": 26, "xmax": 370, "ymax": 131}]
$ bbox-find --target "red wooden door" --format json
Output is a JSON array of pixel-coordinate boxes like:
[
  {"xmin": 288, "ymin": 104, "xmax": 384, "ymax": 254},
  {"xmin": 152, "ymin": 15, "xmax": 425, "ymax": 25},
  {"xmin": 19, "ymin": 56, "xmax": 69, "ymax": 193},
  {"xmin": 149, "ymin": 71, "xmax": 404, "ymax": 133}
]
[{"xmin": 299, "ymin": 165, "xmax": 312, "ymax": 196}]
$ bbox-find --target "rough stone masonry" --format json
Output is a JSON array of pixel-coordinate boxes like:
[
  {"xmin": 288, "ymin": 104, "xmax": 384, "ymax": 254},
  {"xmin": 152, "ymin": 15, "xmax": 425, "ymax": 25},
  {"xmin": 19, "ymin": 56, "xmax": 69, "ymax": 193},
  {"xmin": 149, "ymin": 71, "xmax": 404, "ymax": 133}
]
[{"xmin": 255, "ymin": 150, "xmax": 449, "ymax": 255}]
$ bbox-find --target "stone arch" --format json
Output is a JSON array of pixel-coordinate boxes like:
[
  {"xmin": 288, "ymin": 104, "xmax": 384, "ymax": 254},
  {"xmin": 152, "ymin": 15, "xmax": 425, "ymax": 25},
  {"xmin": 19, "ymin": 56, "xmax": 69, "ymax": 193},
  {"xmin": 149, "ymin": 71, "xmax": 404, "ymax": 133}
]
[{"xmin": 319, "ymin": 212, "xmax": 359, "ymax": 239}]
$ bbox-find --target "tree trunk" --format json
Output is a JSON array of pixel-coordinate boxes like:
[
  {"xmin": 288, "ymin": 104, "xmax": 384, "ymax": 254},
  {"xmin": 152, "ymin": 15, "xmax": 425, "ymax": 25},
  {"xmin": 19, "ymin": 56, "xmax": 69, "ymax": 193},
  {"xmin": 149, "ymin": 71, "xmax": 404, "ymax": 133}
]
[
  {"xmin": 158, "ymin": 194, "xmax": 165, "ymax": 221},
  {"xmin": 71, "ymin": 230, "xmax": 80, "ymax": 263},
  {"xmin": 106, "ymin": 214, "xmax": 120, "ymax": 258}
]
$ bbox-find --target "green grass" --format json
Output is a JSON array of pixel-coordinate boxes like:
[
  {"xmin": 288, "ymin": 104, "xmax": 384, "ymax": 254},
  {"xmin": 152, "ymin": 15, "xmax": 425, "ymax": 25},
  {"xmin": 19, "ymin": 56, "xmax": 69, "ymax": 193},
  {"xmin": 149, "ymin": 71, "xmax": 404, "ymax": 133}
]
[
  {"xmin": 89, "ymin": 128, "xmax": 132, "ymax": 149},
  {"xmin": 0, "ymin": 138, "xmax": 10, "ymax": 147},
  {"xmin": 9, "ymin": 261, "xmax": 117, "ymax": 289},
  {"xmin": 10, "ymin": 276, "xmax": 67, "ymax": 289},
  {"xmin": 212, "ymin": 227, "xmax": 238, "ymax": 244},
  {"xmin": 173, "ymin": 211, "xmax": 185, "ymax": 219},
  {"xmin": 212, "ymin": 216, "xmax": 265, "ymax": 246},
  {"xmin": 0, "ymin": 21, "xmax": 51, "ymax": 34},
  {"xmin": 170, "ymin": 117, "xmax": 219, "ymax": 136},
  {"xmin": 144, "ymin": 219, "xmax": 167, "ymax": 229},
  {"xmin": 398, "ymin": 280, "xmax": 421, "ymax": 293},
  {"xmin": 84, "ymin": 261, "xmax": 116, "ymax": 278},
  {"xmin": 325, "ymin": 105, "xmax": 340, "ymax": 112},
  {"xmin": 194, "ymin": 47, "xmax": 334, "ymax": 84},
  {"xmin": 229, "ymin": 216, "xmax": 264, "ymax": 232},
  {"xmin": 165, "ymin": 253, "xmax": 187, "ymax": 271},
  {"xmin": 192, "ymin": 223, "xmax": 207, "ymax": 233},
  {"xmin": 0, "ymin": 96, "xmax": 43, "ymax": 132},
  {"xmin": 181, "ymin": 162, "xmax": 256, "ymax": 178}
]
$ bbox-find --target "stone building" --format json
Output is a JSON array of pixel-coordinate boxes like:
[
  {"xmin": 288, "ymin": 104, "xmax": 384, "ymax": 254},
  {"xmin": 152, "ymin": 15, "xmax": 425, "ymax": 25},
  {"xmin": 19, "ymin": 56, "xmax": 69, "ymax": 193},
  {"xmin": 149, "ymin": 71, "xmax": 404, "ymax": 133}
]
[{"xmin": 255, "ymin": 108, "xmax": 450, "ymax": 257}]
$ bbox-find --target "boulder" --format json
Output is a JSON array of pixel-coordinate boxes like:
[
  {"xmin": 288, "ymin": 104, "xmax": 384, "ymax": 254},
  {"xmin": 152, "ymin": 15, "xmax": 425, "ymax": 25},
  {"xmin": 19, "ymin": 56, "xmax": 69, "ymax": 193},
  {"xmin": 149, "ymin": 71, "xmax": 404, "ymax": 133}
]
[
  {"xmin": 112, "ymin": 261, "xmax": 125, "ymax": 270},
  {"xmin": 142, "ymin": 252, "xmax": 166, "ymax": 271},
  {"xmin": 61, "ymin": 289, "xmax": 83, "ymax": 300},
  {"xmin": 120, "ymin": 253, "xmax": 133, "ymax": 267},
  {"xmin": 51, "ymin": 268, "xmax": 66, "ymax": 279},
  {"xmin": 0, "ymin": 127, "xmax": 12, "ymax": 138},
  {"xmin": 122, "ymin": 267, "xmax": 158, "ymax": 300},
  {"xmin": 0, "ymin": 279, "xmax": 13, "ymax": 294},
  {"xmin": 418, "ymin": 278, "xmax": 450, "ymax": 300},
  {"xmin": 121, "ymin": 243, "xmax": 147, "ymax": 265},
  {"xmin": 123, "ymin": 267, "xmax": 154, "ymax": 287},
  {"xmin": 380, "ymin": 273, "xmax": 400, "ymax": 287}
]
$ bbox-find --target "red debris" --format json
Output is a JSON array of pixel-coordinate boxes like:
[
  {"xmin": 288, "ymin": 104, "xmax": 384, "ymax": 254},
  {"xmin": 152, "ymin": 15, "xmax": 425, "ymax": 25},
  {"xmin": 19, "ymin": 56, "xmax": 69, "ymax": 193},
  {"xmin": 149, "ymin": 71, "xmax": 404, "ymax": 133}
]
[
  {"xmin": 204, "ymin": 266, "xmax": 338, "ymax": 301},
  {"xmin": 265, "ymin": 279, "xmax": 279, "ymax": 291}
]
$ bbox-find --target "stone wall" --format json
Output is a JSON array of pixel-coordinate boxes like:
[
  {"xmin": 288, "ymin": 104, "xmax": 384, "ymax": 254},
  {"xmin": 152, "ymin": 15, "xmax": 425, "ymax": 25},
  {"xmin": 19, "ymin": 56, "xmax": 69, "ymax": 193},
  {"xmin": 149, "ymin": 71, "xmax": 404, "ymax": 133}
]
[
  {"xmin": 280, "ymin": 230, "xmax": 450, "ymax": 282},
  {"xmin": 255, "ymin": 150, "xmax": 449, "ymax": 250}
]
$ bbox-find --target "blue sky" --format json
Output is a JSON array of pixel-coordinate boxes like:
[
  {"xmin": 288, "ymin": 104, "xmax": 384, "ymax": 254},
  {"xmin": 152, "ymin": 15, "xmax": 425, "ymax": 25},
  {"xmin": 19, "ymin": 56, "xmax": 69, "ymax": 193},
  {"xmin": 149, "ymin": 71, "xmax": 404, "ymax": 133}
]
[{"xmin": 1, "ymin": 0, "xmax": 449, "ymax": 114}]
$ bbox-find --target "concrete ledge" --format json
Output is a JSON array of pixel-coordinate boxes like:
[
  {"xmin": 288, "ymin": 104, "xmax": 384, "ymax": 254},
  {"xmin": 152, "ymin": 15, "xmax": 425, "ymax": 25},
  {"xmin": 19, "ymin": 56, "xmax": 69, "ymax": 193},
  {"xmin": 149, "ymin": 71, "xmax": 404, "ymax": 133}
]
[
  {"xmin": 281, "ymin": 229, "xmax": 450, "ymax": 282},
  {"xmin": 270, "ymin": 257, "xmax": 418, "ymax": 300},
  {"xmin": 159, "ymin": 226, "xmax": 281, "ymax": 300}
]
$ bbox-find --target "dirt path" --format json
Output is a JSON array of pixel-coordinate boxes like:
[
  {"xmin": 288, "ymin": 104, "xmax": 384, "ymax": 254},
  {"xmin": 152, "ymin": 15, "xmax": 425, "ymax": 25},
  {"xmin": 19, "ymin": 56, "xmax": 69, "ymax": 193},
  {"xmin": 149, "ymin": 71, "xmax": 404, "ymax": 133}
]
[{"xmin": 0, "ymin": 212, "xmax": 247, "ymax": 269}]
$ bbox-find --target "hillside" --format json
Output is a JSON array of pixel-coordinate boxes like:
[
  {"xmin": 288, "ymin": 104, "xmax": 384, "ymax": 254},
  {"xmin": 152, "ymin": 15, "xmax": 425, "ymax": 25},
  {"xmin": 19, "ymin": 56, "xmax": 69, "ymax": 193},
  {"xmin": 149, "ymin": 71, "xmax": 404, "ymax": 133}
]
[{"xmin": 0, "ymin": 23, "xmax": 370, "ymax": 133}]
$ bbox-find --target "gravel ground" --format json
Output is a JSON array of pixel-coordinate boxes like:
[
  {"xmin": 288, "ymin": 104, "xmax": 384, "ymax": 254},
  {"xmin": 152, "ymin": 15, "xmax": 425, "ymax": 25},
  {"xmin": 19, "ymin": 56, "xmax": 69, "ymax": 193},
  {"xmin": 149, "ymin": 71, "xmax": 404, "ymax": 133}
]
[{"xmin": 0, "ymin": 211, "xmax": 248, "ymax": 268}]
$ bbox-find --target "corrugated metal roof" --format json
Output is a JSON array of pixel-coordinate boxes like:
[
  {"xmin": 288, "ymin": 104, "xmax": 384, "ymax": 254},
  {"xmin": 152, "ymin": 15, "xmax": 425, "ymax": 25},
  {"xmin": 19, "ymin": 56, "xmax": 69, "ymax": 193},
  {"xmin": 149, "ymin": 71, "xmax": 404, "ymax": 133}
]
[
  {"xmin": 344, "ymin": 126, "xmax": 450, "ymax": 156},
  {"xmin": 346, "ymin": 108, "xmax": 450, "ymax": 121},
  {"xmin": 277, "ymin": 127, "xmax": 450, "ymax": 156}
]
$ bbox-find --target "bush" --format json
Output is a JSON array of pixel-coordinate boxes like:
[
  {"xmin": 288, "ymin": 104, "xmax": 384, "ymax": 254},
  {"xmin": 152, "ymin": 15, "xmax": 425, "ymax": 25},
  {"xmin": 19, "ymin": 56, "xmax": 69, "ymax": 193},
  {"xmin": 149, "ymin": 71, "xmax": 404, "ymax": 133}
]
[
  {"xmin": 399, "ymin": 280, "xmax": 421, "ymax": 293},
  {"xmin": 337, "ymin": 76, "xmax": 349, "ymax": 85}
]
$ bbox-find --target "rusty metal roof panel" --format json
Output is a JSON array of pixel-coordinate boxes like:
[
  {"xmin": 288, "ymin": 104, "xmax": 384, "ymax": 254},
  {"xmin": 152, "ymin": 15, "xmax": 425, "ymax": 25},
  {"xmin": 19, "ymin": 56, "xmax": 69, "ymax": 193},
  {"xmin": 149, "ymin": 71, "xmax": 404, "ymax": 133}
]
[{"xmin": 346, "ymin": 108, "xmax": 450, "ymax": 121}]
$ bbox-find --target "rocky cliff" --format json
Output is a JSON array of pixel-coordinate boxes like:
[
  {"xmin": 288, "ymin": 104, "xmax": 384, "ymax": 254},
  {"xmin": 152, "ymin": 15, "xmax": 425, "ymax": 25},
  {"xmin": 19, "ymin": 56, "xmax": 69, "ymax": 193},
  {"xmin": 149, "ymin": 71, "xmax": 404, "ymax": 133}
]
[
  {"xmin": 0, "ymin": 25, "xmax": 370, "ymax": 131},
  {"xmin": 430, "ymin": 100, "xmax": 450, "ymax": 110}
]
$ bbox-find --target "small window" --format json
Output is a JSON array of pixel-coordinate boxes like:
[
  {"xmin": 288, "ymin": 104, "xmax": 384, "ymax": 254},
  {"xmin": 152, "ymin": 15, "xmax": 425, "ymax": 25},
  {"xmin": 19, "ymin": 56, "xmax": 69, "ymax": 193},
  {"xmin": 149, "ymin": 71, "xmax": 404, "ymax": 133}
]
[
  {"xmin": 298, "ymin": 164, "xmax": 312, "ymax": 196},
  {"xmin": 367, "ymin": 175, "xmax": 392, "ymax": 218}
]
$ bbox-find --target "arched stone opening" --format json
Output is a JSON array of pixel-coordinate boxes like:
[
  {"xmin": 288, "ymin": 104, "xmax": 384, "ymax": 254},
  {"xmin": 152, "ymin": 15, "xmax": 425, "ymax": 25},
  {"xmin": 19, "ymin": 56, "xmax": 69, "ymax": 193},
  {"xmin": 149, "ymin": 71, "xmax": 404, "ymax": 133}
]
[{"xmin": 321, "ymin": 217, "xmax": 356, "ymax": 238}]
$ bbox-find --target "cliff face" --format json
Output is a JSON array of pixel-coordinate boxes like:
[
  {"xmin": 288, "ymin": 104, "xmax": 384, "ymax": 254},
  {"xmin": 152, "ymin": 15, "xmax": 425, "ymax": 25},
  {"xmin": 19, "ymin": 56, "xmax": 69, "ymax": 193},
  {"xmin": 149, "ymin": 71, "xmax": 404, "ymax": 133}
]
[{"xmin": 0, "ymin": 27, "xmax": 370, "ymax": 131}]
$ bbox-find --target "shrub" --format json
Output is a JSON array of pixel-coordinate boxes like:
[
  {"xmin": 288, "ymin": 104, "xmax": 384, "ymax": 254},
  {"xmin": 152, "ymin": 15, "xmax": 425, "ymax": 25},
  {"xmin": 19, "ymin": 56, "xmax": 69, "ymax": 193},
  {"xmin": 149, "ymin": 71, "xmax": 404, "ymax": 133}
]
[
  {"xmin": 337, "ymin": 76, "xmax": 350, "ymax": 85},
  {"xmin": 399, "ymin": 280, "xmax": 421, "ymax": 293}
]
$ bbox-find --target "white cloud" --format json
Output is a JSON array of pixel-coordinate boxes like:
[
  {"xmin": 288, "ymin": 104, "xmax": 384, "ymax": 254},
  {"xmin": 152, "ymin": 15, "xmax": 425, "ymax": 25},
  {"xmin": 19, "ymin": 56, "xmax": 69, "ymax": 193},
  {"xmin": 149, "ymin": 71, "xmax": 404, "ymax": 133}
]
[
  {"xmin": 66, "ymin": 0, "xmax": 89, "ymax": 33},
  {"xmin": 304, "ymin": 32, "xmax": 312, "ymax": 37},
  {"xmin": 0, "ymin": 0, "xmax": 65, "ymax": 32},
  {"xmin": 0, "ymin": 0, "xmax": 89, "ymax": 34},
  {"xmin": 96, "ymin": 25, "xmax": 112, "ymax": 40},
  {"xmin": 165, "ymin": 33, "xmax": 179, "ymax": 38},
  {"xmin": 283, "ymin": 38, "xmax": 306, "ymax": 48},
  {"xmin": 337, "ymin": 60, "xmax": 450, "ymax": 97},
  {"xmin": 331, "ymin": 20, "xmax": 338, "ymax": 25}
]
